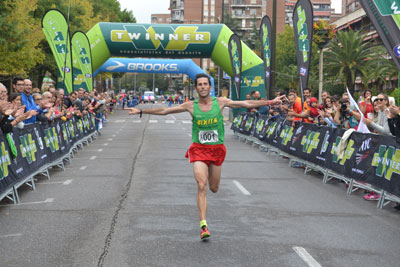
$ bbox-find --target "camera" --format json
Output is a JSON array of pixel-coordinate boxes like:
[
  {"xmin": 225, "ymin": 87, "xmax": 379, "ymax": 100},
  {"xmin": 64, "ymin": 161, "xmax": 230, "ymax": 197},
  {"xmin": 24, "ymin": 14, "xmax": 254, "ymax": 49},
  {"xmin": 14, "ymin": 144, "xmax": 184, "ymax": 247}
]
[{"xmin": 341, "ymin": 103, "xmax": 348, "ymax": 111}]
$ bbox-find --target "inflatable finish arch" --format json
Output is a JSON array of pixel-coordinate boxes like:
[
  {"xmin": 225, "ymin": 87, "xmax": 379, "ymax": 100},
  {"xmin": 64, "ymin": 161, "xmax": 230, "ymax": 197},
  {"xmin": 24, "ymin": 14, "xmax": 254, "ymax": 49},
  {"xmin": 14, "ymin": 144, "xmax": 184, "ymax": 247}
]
[
  {"xmin": 94, "ymin": 58, "xmax": 215, "ymax": 96},
  {"xmin": 87, "ymin": 23, "xmax": 265, "ymax": 100}
]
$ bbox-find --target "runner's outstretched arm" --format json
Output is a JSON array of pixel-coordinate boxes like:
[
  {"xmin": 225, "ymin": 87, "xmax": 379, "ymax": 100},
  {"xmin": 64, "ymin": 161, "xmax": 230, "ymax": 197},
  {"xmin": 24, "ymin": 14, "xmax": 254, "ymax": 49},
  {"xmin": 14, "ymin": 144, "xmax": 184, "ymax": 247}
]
[
  {"xmin": 125, "ymin": 102, "xmax": 189, "ymax": 116},
  {"xmin": 223, "ymin": 95, "xmax": 286, "ymax": 109}
]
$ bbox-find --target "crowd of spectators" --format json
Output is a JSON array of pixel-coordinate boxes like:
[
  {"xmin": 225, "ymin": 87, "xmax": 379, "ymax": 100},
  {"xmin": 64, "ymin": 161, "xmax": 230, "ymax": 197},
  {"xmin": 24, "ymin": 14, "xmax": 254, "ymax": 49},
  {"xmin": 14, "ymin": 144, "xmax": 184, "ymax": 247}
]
[
  {"xmin": 247, "ymin": 88, "xmax": 400, "ymax": 139},
  {"xmin": 0, "ymin": 78, "xmax": 113, "ymax": 135}
]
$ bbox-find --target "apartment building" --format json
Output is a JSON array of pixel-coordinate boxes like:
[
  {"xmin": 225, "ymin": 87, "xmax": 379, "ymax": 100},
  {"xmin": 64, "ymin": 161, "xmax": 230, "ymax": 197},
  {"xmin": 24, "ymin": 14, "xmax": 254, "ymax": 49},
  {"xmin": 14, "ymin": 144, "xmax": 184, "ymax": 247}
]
[
  {"xmin": 282, "ymin": 0, "xmax": 332, "ymax": 30},
  {"xmin": 151, "ymin": 14, "xmax": 171, "ymax": 24}
]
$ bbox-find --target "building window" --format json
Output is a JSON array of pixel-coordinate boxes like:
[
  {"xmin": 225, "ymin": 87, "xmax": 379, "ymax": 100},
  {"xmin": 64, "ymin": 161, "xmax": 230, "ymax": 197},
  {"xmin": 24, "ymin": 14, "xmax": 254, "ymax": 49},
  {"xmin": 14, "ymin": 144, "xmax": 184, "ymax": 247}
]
[
  {"xmin": 242, "ymin": 19, "xmax": 246, "ymax": 28},
  {"xmin": 251, "ymin": 0, "xmax": 257, "ymax": 4},
  {"xmin": 159, "ymin": 18, "xmax": 163, "ymax": 22},
  {"xmin": 234, "ymin": 9, "xmax": 243, "ymax": 16},
  {"xmin": 250, "ymin": 9, "xmax": 256, "ymax": 15}
]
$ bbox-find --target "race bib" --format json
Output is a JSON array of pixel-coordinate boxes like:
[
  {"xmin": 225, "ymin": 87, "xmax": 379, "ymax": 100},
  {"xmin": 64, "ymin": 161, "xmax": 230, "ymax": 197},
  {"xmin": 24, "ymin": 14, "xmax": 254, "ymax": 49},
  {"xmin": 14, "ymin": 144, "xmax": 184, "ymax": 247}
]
[{"xmin": 199, "ymin": 130, "xmax": 218, "ymax": 144}]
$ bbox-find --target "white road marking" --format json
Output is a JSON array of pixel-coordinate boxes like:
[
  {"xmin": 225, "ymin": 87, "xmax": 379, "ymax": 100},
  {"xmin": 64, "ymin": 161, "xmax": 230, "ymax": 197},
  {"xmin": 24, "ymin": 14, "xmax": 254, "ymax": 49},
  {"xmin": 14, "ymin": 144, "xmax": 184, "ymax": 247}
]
[
  {"xmin": 104, "ymin": 143, "xmax": 109, "ymax": 146},
  {"xmin": 63, "ymin": 179, "xmax": 73, "ymax": 185},
  {"xmin": 115, "ymin": 120, "xmax": 126, "ymax": 123},
  {"xmin": 1, "ymin": 198, "xmax": 54, "ymax": 206},
  {"xmin": 149, "ymin": 120, "xmax": 158, "ymax": 123},
  {"xmin": 108, "ymin": 138, "xmax": 113, "ymax": 141},
  {"xmin": 0, "ymin": 233, "xmax": 22, "ymax": 238},
  {"xmin": 37, "ymin": 179, "xmax": 72, "ymax": 185},
  {"xmin": 90, "ymin": 156, "xmax": 96, "ymax": 160},
  {"xmin": 112, "ymin": 135, "xmax": 116, "ymax": 137},
  {"xmin": 80, "ymin": 166, "xmax": 87, "ymax": 170},
  {"xmin": 165, "ymin": 120, "xmax": 175, "ymax": 124},
  {"xmin": 188, "ymin": 134, "xmax": 192, "ymax": 137},
  {"xmin": 182, "ymin": 120, "xmax": 192, "ymax": 124},
  {"xmin": 133, "ymin": 120, "xmax": 141, "ymax": 123},
  {"xmin": 171, "ymin": 115, "xmax": 177, "ymax": 120},
  {"xmin": 98, "ymin": 149, "xmax": 103, "ymax": 152},
  {"xmin": 233, "ymin": 180, "xmax": 251, "ymax": 195},
  {"xmin": 293, "ymin": 247, "xmax": 322, "ymax": 267}
]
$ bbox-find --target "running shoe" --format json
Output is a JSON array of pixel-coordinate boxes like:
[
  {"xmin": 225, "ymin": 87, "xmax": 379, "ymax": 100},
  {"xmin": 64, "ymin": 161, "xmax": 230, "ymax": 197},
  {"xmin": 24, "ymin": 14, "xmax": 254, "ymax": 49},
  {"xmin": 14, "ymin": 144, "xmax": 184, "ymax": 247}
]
[
  {"xmin": 363, "ymin": 192, "xmax": 380, "ymax": 201},
  {"xmin": 200, "ymin": 225, "xmax": 210, "ymax": 240}
]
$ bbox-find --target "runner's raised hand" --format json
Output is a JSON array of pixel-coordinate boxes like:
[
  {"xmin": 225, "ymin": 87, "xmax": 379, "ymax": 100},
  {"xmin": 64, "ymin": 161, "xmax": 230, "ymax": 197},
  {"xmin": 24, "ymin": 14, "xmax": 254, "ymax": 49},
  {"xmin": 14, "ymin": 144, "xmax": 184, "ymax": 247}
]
[{"xmin": 124, "ymin": 107, "xmax": 140, "ymax": 115}]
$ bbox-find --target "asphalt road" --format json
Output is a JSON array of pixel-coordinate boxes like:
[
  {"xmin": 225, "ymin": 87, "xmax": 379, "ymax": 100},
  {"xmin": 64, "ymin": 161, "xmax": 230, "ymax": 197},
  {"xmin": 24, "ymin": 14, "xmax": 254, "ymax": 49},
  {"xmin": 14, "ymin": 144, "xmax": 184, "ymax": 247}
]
[{"xmin": 0, "ymin": 103, "xmax": 399, "ymax": 267}]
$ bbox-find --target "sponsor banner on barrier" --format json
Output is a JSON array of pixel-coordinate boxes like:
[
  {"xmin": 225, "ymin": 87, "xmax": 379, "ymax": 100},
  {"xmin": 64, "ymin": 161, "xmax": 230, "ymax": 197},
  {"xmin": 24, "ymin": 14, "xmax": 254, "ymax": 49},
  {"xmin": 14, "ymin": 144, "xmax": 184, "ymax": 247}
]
[
  {"xmin": 0, "ymin": 134, "xmax": 15, "ymax": 193},
  {"xmin": 0, "ymin": 114, "xmax": 96, "ymax": 199},
  {"xmin": 231, "ymin": 112, "xmax": 245, "ymax": 132},
  {"xmin": 232, "ymin": 113, "xmax": 400, "ymax": 197}
]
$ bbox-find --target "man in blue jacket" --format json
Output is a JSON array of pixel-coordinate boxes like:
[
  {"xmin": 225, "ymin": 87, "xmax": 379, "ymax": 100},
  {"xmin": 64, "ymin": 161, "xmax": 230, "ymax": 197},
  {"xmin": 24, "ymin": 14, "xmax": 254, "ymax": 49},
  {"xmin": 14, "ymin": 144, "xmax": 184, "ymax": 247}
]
[{"xmin": 21, "ymin": 79, "xmax": 38, "ymax": 124}]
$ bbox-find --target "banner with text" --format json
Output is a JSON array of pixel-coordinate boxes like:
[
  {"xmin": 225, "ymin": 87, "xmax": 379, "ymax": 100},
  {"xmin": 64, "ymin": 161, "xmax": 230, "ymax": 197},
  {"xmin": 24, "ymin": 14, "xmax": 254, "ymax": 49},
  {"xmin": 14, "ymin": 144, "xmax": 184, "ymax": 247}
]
[
  {"xmin": 228, "ymin": 34, "xmax": 243, "ymax": 101},
  {"xmin": 293, "ymin": 0, "xmax": 313, "ymax": 104},
  {"xmin": 42, "ymin": 9, "xmax": 73, "ymax": 93},
  {"xmin": 0, "ymin": 114, "xmax": 95, "ymax": 200},
  {"xmin": 260, "ymin": 16, "xmax": 273, "ymax": 99},
  {"xmin": 232, "ymin": 114, "xmax": 400, "ymax": 198},
  {"xmin": 72, "ymin": 31, "xmax": 93, "ymax": 92},
  {"xmin": 360, "ymin": 0, "xmax": 400, "ymax": 70}
]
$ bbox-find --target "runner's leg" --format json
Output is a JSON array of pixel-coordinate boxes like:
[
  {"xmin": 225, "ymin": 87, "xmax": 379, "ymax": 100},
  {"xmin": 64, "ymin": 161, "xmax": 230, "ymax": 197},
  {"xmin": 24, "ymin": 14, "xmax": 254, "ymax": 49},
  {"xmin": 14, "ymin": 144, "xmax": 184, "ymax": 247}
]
[
  {"xmin": 208, "ymin": 164, "xmax": 222, "ymax": 193},
  {"xmin": 193, "ymin": 161, "xmax": 209, "ymax": 221}
]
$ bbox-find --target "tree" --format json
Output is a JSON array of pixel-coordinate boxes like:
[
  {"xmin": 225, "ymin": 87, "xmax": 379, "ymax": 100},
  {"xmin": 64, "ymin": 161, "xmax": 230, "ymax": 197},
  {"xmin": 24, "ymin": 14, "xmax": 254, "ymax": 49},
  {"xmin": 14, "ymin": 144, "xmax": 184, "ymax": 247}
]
[
  {"xmin": 246, "ymin": 16, "xmax": 261, "ymax": 57},
  {"xmin": 31, "ymin": 0, "xmax": 135, "ymax": 89},
  {"xmin": 324, "ymin": 29, "xmax": 374, "ymax": 95},
  {"xmin": 92, "ymin": 0, "xmax": 136, "ymax": 23},
  {"xmin": 360, "ymin": 45, "xmax": 398, "ymax": 92},
  {"xmin": 0, "ymin": 0, "xmax": 135, "ymax": 90},
  {"xmin": 0, "ymin": 0, "xmax": 44, "ymax": 84},
  {"xmin": 223, "ymin": 11, "xmax": 241, "ymax": 37}
]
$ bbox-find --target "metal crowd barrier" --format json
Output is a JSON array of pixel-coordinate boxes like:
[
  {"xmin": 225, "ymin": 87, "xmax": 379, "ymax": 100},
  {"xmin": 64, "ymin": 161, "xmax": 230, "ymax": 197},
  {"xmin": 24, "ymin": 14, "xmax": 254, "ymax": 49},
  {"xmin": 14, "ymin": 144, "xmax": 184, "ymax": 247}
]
[
  {"xmin": 2, "ymin": 131, "xmax": 98, "ymax": 205},
  {"xmin": 233, "ymin": 130, "xmax": 400, "ymax": 210}
]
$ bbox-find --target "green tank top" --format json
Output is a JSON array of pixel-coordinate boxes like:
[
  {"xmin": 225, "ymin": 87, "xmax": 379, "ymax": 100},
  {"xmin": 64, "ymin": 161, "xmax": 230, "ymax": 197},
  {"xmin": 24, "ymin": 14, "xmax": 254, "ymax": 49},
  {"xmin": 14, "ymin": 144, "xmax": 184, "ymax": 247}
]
[{"xmin": 192, "ymin": 97, "xmax": 224, "ymax": 145}]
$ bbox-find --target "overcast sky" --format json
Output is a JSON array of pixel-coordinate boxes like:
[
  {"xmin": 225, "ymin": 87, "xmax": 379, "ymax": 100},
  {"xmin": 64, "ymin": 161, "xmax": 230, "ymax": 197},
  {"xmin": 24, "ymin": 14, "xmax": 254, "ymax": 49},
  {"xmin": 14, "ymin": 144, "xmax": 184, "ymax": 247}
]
[
  {"xmin": 118, "ymin": 0, "xmax": 170, "ymax": 23},
  {"xmin": 118, "ymin": 0, "xmax": 342, "ymax": 24}
]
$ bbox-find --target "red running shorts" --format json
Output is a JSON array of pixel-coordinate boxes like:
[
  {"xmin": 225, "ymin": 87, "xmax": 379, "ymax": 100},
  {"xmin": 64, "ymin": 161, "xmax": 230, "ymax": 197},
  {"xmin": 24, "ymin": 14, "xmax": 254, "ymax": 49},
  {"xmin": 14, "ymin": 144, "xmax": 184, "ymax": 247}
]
[{"xmin": 185, "ymin": 143, "xmax": 226, "ymax": 166}]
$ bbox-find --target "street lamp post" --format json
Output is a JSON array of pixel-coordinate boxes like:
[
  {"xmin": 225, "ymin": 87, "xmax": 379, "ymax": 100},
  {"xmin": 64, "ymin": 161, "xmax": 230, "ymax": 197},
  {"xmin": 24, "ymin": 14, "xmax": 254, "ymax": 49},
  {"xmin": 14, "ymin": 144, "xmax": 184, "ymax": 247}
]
[{"xmin": 133, "ymin": 73, "xmax": 137, "ymax": 96}]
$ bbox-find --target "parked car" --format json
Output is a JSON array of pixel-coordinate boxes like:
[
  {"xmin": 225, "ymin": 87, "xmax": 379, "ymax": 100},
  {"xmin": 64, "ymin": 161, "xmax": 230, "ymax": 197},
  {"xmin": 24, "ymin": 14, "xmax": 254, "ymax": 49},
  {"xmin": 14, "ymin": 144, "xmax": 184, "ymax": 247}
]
[{"xmin": 143, "ymin": 91, "xmax": 155, "ymax": 103}]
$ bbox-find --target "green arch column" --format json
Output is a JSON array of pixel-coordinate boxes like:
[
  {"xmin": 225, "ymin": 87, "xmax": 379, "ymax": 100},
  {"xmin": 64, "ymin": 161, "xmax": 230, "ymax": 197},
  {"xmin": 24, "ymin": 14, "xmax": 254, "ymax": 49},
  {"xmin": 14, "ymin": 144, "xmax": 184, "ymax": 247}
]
[{"xmin": 87, "ymin": 23, "xmax": 265, "ymax": 100}]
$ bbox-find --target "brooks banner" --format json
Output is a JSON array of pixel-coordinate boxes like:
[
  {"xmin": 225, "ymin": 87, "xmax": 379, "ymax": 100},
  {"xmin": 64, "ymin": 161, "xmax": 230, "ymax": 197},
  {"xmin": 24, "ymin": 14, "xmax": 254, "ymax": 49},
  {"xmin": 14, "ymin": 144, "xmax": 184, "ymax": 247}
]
[
  {"xmin": 42, "ymin": 9, "xmax": 73, "ymax": 93},
  {"xmin": 293, "ymin": 0, "xmax": 313, "ymax": 104},
  {"xmin": 228, "ymin": 34, "xmax": 242, "ymax": 101},
  {"xmin": 260, "ymin": 16, "xmax": 273, "ymax": 99},
  {"xmin": 71, "ymin": 31, "xmax": 93, "ymax": 92},
  {"xmin": 232, "ymin": 114, "xmax": 400, "ymax": 199},
  {"xmin": 360, "ymin": 0, "xmax": 400, "ymax": 70}
]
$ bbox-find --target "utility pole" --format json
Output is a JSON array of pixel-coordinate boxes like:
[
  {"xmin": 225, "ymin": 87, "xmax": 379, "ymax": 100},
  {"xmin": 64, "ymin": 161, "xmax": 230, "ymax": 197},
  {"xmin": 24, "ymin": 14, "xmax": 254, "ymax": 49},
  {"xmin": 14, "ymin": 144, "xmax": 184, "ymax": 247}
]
[
  {"xmin": 153, "ymin": 73, "xmax": 155, "ymax": 91},
  {"xmin": 134, "ymin": 73, "xmax": 137, "ymax": 96}
]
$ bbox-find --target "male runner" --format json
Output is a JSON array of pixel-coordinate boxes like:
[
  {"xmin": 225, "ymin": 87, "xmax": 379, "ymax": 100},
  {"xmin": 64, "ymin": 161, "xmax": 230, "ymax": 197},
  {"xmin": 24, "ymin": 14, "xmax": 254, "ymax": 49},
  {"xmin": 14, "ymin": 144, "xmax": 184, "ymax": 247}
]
[{"xmin": 126, "ymin": 73, "xmax": 285, "ymax": 240}]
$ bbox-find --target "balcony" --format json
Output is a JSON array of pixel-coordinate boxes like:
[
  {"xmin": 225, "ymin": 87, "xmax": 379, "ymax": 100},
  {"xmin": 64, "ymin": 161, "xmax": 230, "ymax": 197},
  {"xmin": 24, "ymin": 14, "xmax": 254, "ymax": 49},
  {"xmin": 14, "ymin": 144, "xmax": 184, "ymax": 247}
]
[
  {"xmin": 171, "ymin": 3, "xmax": 184, "ymax": 10},
  {"xmin": 171, "ymin": 15, "xmax": 184, "ymax": 22},
  {"xmin": 232, "ymin": 13, "xmax": 262, "ymax": 19}
]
